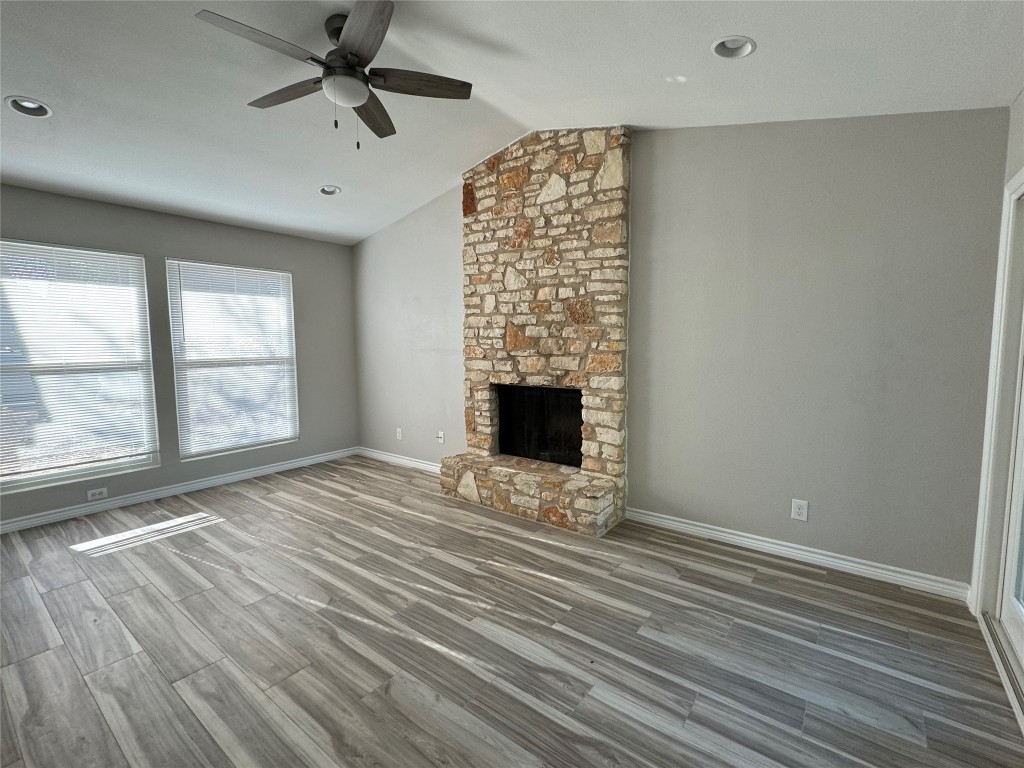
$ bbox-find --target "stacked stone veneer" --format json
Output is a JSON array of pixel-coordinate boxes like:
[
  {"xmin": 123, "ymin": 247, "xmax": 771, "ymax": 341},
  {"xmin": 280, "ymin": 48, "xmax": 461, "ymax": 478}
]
[{"xmin": 440, "ymin": 126, "xmax": 630, "ymax": 537}]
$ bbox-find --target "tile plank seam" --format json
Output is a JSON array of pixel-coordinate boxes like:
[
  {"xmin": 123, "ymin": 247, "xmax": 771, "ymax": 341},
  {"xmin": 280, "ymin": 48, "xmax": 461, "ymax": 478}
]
[{"xmin": 0, "ymin": 455, "xmax": 1020, "ymax": 768}]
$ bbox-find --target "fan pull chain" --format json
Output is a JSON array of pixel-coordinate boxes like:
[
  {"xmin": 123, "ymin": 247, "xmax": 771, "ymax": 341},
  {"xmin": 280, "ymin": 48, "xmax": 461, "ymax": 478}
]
[
  {"xmin": 333, "ymin": 80, "xmax": 338, "ymax": 129},
  {"xmin": 356, "ymin": 118, "xmax": 360, "ymax": 150}
]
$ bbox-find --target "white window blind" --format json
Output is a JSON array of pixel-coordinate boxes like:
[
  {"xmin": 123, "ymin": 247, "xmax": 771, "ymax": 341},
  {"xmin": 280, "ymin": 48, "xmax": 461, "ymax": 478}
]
[
  {"xmin": 167, "ymin": 260, "xmax": 298, "ymax": 460},
  {"xmin": 0, "ymin": 240, "xmax": 159, "ymax": 491}
]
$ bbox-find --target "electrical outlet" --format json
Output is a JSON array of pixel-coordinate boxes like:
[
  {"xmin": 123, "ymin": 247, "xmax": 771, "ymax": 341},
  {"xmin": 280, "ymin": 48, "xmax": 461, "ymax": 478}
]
[
  {"xmin": 396, "ymin": 427, "xmax": 403, "ymax": 441},
  {"xmin": 87, "ymin": 487, "xmax": 108, "ymax": 501},
  {"xmin": 791, "ymin": 499, "xmax": 808, "ymax": 521},
  {"xmin": 436, "ymin": 431, "xmax": 445, "ymax": 444}
]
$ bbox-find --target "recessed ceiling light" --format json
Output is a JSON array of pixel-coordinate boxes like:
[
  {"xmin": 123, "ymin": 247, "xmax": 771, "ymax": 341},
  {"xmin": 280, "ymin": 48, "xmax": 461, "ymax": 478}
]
[
  {"xmin": 713, "ymin": 36, "xmax": 757, "ymax": 59},
  {"xmin": 5, "ymin": 96, "xmax": 52, "ymax": 117},
  {"xmin": 319, "ymin": 185, "xmax": 341, "ymax": 196}
]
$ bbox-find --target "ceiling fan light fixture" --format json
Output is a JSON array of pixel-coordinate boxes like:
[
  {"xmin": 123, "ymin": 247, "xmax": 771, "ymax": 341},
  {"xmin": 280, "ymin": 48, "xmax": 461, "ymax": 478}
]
[
  {"xmin": 713, "ymin": 36, "xmax": 757, "ymax": 59},
  {"xmin": 322, "ymin": 74, "xmax": 369, "ymax": 107},
  {"xmin": 5, "ymin": 96, "xmax": 52, "ymax": 117}
]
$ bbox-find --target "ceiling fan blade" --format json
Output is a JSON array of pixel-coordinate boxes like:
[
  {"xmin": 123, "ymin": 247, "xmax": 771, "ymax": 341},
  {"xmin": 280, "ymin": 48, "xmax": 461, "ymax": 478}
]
[
  {"xmin": 196, "ymin": 10, "xmax": 326, "ymax": 68},
  {"xmin": 248, "ymin": 78, "xmax": 323, "ymax": 109},
  {"xmin": 354, "ymin": 91, "xmax": 396, "ymax": 138},
  {"xmin": 368, "ymin": 68, "xmax": 472, "ymax": 99},
  {"xmin": 335, "ymin": 1, "xmax": 394, "ymax": 67}
]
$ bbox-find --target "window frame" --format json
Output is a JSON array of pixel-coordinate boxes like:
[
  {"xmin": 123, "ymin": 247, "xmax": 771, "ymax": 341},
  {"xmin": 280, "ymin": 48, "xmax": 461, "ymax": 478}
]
[
  {"xmin": 165, "ymin": 257, "xmax": 300, "ymax": 462},
  {"xmin": 0, "ymin": 239, "xmax": 160, "ymax": 494}
]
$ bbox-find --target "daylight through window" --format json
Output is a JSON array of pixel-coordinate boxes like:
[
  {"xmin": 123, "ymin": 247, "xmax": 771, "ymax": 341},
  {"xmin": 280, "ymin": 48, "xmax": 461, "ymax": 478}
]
[
  {"xmin": 0, "ymin": 240, "xmax": 159, "ymax": 490},
  {"xmin": 166, "ymin": 260, "xmax": 298, "ymax": 459}
]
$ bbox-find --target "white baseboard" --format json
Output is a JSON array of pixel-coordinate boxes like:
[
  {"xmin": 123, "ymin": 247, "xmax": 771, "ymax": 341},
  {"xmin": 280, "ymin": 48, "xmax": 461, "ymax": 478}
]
[
  {"xmin": 626, "ymin": 506, "xmax": 970, "ymax": 602},
  {"xmin": 3, "ymin": 451, "xmax": 967, "ymax": 605},
  {"xmin": 352, "ymin": 447, "xmax": 442, "ymax": 475},
  {"xmin": 0, "ymin": 447, "xmax": 443, "ymax": 535},
  {"xmin": 0, "ymin": 448, "xmax": 361, "ymax": 535}
]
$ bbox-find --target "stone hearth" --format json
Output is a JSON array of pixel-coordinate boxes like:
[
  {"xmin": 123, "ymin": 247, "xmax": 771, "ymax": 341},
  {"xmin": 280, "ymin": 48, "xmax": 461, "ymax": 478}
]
[{"xmin": 441, "ymin": 126, "xmax": 630, "ymax": 537}]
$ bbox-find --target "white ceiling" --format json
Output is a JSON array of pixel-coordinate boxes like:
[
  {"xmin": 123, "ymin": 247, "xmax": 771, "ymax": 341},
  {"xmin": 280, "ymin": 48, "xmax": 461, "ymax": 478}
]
[{"xmin": 1, "ymin": 1, "xmax": 1021, "ymax": 245}]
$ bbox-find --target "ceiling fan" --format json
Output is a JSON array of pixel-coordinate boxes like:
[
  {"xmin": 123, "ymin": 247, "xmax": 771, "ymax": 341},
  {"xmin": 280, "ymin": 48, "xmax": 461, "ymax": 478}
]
[{"xmin": 196, "ymin": 1, "xmax": 472, "ymax": 139}]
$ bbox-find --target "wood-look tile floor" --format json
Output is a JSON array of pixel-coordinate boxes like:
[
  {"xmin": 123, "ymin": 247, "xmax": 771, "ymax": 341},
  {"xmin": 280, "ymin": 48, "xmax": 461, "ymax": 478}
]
[{"xmin": 1, "ymin": 456, "xmax": 1022, "ymax": 768}]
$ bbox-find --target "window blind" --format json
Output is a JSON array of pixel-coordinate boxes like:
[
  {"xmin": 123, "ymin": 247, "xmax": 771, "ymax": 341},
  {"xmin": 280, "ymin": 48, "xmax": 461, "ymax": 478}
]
[
  {"xmin": 0, "ymin": 240, "xmax": 159, "ymax": 490},
  {"xmin": 166, "ymin": 260, "xmax": 298, "ymax": 459}
]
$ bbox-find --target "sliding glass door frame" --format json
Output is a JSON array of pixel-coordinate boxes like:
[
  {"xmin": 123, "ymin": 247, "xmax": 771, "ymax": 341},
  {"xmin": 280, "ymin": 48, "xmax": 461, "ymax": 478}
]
[
  {"xmin": 999, "ymin": 252, "xmax": 1024, "ymax": 655},
  {"xmin": 972, "ymin": 165, "xmax": 1024, "ymax": 732}
]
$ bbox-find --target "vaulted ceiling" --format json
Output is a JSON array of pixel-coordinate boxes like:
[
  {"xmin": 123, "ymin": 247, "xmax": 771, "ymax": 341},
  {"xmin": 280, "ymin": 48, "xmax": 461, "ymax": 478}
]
[{"xmin": 1, "ymin": 1, "xmax": 1021, "ymax": 244}]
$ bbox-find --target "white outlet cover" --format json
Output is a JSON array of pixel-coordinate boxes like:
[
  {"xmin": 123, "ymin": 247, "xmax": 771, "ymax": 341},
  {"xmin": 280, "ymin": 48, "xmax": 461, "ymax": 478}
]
[{"xmin": 791, "ymin": 499, "xmax": 809, "ymax": 520}]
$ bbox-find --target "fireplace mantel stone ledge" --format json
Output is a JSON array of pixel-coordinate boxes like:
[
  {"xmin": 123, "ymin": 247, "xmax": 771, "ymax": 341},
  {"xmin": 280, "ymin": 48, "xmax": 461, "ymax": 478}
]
[
  {"xmin": 443, "ymin": 125, "xmax": 630, "ymax": 538},
  {"xmin": 440, "ymin": 452, "xmax": 618, "ymax": 537}
]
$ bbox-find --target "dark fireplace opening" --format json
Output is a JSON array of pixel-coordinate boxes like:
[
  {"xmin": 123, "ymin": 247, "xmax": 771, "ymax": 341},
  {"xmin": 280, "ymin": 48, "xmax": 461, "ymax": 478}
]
[{"xmin": 495, "ymin": 384, "xmax": 583, "ymax": 467}]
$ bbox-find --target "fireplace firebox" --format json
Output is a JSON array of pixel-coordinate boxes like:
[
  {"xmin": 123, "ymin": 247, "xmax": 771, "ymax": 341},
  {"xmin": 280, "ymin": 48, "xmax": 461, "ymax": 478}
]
[{"xmin": 495, "ymin": 384, "xmax": 583, "ymax": 468}]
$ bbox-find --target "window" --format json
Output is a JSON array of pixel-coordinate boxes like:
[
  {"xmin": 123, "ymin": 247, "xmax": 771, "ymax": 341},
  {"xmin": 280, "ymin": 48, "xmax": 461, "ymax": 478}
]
[
  {"xmin": 0, "ymin": 240, "xmax": 159, "ymax": 491},
  {"xmin": 167, "ymin": 260, "xmax": 298, "ymax": 459}
]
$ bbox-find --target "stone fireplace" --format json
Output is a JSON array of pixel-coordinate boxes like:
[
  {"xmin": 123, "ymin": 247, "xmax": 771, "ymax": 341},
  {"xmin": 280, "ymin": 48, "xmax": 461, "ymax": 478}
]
[{"xmin": 440, "ymin": 126, "xmax": 630, "ymax": 537}]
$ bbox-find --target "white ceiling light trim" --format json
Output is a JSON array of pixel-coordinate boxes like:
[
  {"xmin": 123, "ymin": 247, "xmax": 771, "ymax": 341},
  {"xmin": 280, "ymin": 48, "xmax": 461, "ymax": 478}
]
[
  {"xmin": 5, "ymin": 95, "xmax": 52, "ymax": 117},
  {"xmin": 713, "ymin": 36, "xmax": 756, "ymax": 59}
]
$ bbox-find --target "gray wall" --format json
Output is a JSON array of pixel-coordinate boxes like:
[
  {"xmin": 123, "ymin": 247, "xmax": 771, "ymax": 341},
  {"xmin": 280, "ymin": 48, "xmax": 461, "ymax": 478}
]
[
  {"xmin": 1009, "ymin": 89, "xmax": 1024, "ymax": 182},
  {"xmin": 348, "ymin": 109, "xmax": 1008, "ymax": 582},
  {"xmin": 354, "ymin": 188, "xmax": 467, "ymax": 464},
  {"xmin": 0, "ymin": 185, "xmax": 358, "ymax": 522},
  {"xmin": 628, "ymin": 109, "xmax": 1008, "ymax": 582}
]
